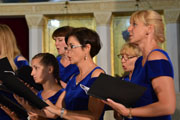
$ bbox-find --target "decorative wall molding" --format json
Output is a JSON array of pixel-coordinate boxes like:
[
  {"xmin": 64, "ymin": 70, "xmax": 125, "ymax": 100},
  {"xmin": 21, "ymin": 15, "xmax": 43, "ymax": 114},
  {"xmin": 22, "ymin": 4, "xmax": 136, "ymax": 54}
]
[
  {"xmin": 25, "ymin": 14, "xmax": 44, "ymax": 28},
  {"xmin": 94, "ymin": 12, "xmax": 112, "ymax": 25},
  {"xmin": 164, "ymin": 10, "xmax": 180, "ymax": 24},
  {"xmin": 0, "ymin": 0, "xmax": 178, "ymax": 16}
]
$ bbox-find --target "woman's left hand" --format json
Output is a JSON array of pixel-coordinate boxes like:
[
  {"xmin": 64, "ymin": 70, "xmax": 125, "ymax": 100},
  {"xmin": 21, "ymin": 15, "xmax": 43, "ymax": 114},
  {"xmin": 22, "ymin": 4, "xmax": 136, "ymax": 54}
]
[
  {"xmin": 13, "ymin": 94, "xmax": 35, "ymax": 112},
  {"xmin": 0, "ymin": 104, "xmax": 19, "ymax": 120},
  {"xmin": 103, "ymin": 98, "xmax": 129, "ymax": 117}
]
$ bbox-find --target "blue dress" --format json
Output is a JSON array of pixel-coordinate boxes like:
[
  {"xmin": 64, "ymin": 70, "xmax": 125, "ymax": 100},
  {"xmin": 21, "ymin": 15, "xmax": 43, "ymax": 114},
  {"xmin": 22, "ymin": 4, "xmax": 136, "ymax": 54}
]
[
  {"xmin": 123, "ymin": 75, "xmax": 130, "ymax": 81},
  {"xmin": 57, "ymin": 56, "xmax": 79, "ymax": 83},
  {"xmin": 0, "ymin": 55, "xmax": 29, "ymax": 120},
  {"xmin": 64, "ymin": 67, "xmax": 105, "ymax": 120},
  {"xmin": 125, "ymin": 49, "xmax": 174, "ymax": 120},
  {"xmin": 37, "ymin": 88, "xmax": 65, "ymax": 120},
  {"xmin": 14, "ymin": 55, "xmax": 29, "ymax": 68}
]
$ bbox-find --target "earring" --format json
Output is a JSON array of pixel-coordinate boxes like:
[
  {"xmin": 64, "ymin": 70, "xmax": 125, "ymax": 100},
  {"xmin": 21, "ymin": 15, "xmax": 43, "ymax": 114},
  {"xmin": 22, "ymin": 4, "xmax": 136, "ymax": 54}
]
[{"xmin": 84, "ymin": 55, "xmax": 87, "ymax": 60}]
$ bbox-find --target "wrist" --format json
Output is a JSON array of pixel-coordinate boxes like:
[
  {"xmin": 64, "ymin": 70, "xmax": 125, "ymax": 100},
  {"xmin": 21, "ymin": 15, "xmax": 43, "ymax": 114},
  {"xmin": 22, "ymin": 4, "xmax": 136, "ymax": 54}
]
[
  {"xmin": 127, "ymin": 108, "xmax": 133, "ymax": 119},
  {"xmin": 60, "ymin": 108, "xmax": 65, "ymax": 118}
]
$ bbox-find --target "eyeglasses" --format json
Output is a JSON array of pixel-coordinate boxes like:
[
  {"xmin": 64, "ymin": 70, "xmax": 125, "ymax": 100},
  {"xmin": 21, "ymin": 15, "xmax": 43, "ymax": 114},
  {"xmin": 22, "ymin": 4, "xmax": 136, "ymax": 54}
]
[
  {"xmin": 117, "ymin": 54, "xmax": 137, "ymax": 61},
  {"xmin": 65, "ymin": 44, "xmax": 82, "ymax": 51}
]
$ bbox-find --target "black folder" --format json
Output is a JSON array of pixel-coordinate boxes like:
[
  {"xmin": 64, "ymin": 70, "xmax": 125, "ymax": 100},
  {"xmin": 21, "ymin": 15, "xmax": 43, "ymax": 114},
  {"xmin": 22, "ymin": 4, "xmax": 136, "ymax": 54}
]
[
  {"xmin": 87, "ymin": 73, "xmax": 147, "ymax": 107},
  {"xmin": 0, "ymin": 57, "xmax": 13, "ymax": 73}
]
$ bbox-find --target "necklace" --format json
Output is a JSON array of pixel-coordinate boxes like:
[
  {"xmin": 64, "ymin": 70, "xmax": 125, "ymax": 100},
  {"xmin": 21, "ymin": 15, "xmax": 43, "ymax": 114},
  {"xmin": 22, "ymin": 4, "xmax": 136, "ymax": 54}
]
[{"xmin": 76, "ymin": 64, "xmax": 95, "ymax": 85}]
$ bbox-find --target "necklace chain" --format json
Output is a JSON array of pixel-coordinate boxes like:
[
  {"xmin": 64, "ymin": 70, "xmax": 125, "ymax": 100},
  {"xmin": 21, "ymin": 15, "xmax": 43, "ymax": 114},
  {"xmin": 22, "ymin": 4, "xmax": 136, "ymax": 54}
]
[{"xmin": 76, "ymin": 64, "xmax": 95, "ymax": 85}]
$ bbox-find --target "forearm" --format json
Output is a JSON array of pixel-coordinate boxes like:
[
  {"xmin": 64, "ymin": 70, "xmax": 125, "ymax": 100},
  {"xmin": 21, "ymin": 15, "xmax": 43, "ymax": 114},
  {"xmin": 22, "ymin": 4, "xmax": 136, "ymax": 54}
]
[
  {"xmin": 62, "ymin": 109, "xmax": 95, "ymax": 120},
  {"xmin": 130, "ymin": 102, "xmax": 175, "ymax": 117}
]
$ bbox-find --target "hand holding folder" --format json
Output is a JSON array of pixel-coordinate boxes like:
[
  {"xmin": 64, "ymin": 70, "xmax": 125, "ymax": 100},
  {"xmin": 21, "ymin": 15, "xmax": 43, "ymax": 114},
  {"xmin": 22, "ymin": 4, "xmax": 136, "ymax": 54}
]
[
  {"xmin": 0, "ymin": 93, "xmax": 28, "ymax": 119},
  {"xmin": 81, "ymin": 73, "xmax": 147, "ymax": 107}
]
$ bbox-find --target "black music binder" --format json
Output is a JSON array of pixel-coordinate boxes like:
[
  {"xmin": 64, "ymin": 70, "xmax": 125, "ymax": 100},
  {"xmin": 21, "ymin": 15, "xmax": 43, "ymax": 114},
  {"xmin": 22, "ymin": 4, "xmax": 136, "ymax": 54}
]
[{"xmin": 87, "ymin": 73, "xmax": 147, "ymax": 107}]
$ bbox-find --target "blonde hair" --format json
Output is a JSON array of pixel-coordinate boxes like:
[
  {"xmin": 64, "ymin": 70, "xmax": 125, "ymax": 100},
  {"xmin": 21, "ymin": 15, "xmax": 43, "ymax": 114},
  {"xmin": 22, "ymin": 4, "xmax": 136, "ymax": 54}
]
[
  {"xmin": 130, "ymin": 10, "xmax": 165, "ymax": 43},
  {"xmin": 0, "ymin": 24, "xmax": 21, "ymax": 71},
  {"xmin": 120, "ymin": 43, "xmax": 142, "ymax": 57}
]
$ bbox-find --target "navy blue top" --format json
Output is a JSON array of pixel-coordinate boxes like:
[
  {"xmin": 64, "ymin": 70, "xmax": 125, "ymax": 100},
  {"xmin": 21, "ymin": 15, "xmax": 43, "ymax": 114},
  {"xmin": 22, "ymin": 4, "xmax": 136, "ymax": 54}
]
[
  {"xmin": 125, "ymin": 49, "xmax": 174, "ymax": 120},
  {"xmin": 37, "ymin": 88, "xmax": 65, "ymax": 120},
  {"xmin": 65, "ymin": 66, "xmax": 105, "ymax": 120},
  {"xmin": 57, "ymin": 56, "xmax": 79, "ymax": 83},
  {"xmin": 14, "ymin": 55, "xmax": 29, "ymax": 68}
]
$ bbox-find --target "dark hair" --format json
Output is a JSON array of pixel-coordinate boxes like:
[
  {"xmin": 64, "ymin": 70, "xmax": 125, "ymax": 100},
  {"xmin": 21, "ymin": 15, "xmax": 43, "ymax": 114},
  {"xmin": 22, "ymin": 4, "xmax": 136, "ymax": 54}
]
[
  {"xmin": 32, "ymin": 53, "xmax": 60, "ymax": 84},
  {"xmin": 65, "ymin": 27, "xmax": 101, "ymax": 58},
  {"xmin": 52, "ymin": 26, "xmax": 74, "ymax": 39}
]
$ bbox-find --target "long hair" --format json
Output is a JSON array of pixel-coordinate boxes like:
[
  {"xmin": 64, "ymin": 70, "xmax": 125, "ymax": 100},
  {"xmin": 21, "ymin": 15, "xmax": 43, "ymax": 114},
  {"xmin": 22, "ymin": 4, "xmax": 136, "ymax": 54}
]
[{"xmin": 0, "ymin": 24, "xmax": 21, "ymax": 71}]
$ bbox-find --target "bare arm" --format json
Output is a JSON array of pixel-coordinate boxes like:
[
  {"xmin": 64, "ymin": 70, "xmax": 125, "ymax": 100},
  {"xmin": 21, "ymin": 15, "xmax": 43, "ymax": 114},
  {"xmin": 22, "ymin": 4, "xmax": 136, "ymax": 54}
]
[
  {"xmin": 130, "ymin": 76, "xmax": 176, "ymax": 117},
  {"xmin": 17, "ymin": 56, "xmax": 27, "ymax": 61}
]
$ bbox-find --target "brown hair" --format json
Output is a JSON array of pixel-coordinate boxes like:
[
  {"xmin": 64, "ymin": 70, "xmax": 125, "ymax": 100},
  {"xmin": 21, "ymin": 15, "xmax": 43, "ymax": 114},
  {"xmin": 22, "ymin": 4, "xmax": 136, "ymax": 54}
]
[
  {"xmin": 32, "ymin": 53, "xmax": 61, "ymax": 85},
  {"xmin": 52, "ymin": 26, "xmax": 74, "ymax": 39}
]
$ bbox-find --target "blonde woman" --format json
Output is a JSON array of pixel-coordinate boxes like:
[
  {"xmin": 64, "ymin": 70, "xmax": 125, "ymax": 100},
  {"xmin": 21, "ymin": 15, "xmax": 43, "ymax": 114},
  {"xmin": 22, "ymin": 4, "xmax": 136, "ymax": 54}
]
[
  {"xmin": 0, "ymin": 24, "xmax": 29, "ymax": 120},
  {"xmin": 104, "ymin": 10, "xmax": 176, "ymax": 120},
  {"xmin": 0, "ymin": 24, "xmax": 29, "ymax": 71},
  {"xmin": 118, "ymin": 43, "xmax": 141, "ymax": 81}
]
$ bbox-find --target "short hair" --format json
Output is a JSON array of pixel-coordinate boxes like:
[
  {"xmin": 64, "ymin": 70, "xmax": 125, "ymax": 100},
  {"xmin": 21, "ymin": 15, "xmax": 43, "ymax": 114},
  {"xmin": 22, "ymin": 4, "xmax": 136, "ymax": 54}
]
[
  {"xmin": 52, "ymin": 26, "xmax": 74, "ymax": 39},
  {"xmin": 120, "ymin": 43, "xmax": 142, "ymax": 57},
  {"xmin": 32, "ymin": 53, "xmax": 60, "ymax": 84},
  {"xmin": 65, "ymin": 27, "xmax": 101, "ymax": 58},
  {"xmin": 130, "ymin": 10, "xmax": 165, "ymax": 43}
]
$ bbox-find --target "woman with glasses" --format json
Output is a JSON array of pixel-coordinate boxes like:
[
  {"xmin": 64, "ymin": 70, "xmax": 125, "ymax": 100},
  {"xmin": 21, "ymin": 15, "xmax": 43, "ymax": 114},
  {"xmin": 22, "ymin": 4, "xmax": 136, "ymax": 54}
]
[
  {"xmin": 114, "ymin": 43, "xmax": 142, "ymax": 120},
  {"xmin": 15, "ymin": 27, "xmax": 105, "ymax": 120},
  {"xmin": 52, "ymin": 26, "xmax": 79, "ymax": 88},
  {"xmin": 118, "ymin": 43, "xmax": 141, "ymax": 81},
  {"xmin": 104, "ymin": 10, "xmax": 176, "ymax": 120}
]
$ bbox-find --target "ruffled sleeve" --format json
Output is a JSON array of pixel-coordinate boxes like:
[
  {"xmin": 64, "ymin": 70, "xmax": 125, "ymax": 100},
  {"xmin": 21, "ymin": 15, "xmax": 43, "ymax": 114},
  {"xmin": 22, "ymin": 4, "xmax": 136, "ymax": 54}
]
[{"xmin": 146, "ymin": 60, "xmax": 174, "ymax": 81}]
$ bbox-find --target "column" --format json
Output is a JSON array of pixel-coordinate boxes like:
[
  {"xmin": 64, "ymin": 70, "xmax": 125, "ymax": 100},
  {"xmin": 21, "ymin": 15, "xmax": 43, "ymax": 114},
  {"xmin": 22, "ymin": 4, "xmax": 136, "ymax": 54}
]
[
  {"xmin": 94, "ymin": 12, "xmax": 112, "ymax": 75},
  {"xmin": 25, "ymin": 14, "xmax": 44, "ymax": 61},
  {"xmin": 164, "ymin": 9, "xmax": 180, "ymax": 92},
  {"xmin": 94, "ymin": 12, "xmax": 115, "ymax": 120}
]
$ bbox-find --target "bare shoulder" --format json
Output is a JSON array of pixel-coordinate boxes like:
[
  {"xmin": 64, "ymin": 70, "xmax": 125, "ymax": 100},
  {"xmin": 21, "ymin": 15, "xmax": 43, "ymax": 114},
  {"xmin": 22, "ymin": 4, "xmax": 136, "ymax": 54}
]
[
  {"xmin": 17, "ymin": 56, "xmax": 27, "ymax": 61},
  {"xmin": 91, "ymin": 68, "xmax": 105, "ymax": 78},
  {"xmin": 148, "ymin": 50, "xmax": 168, "ymax": 61}
]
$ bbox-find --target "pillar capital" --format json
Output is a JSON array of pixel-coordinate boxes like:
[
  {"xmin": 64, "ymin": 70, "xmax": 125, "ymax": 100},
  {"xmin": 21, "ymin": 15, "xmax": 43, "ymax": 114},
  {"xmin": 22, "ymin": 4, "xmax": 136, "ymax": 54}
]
[
  {"xmin": 25, "ymin": 14, "xmax": 44, "ymax": 28},
  {"xmin": 164, "ymin": 10, "xmax": 180, "ymax": 24},
  {"xmin": 94, "ymin": 12, "xmax": 112, "ymax": 25}
]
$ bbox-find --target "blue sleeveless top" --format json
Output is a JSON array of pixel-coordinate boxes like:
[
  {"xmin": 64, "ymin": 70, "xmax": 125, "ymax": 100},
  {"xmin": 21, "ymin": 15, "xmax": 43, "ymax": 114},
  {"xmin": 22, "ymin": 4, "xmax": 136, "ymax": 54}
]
[
  {"xmin": 57, "ymin": 56, "xmax": 79, "ymax": 83},
  {"xmin": 125, "ymin": 49, "xmax": 174, "ymax": 120},
  {"xmin": 37, "ymin": 88, "xmax": 65, "ymax": 120},
  {"xmin": 123, "ymin": 75, "xmax": 130, "ymax": 81},
  {"xmin": 65, "ymin": 66, "xmax": 105, "ymax": 120},
  {"xmin": 14, "ymin": 55, "xmax": 29, "ymax": 69}
]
